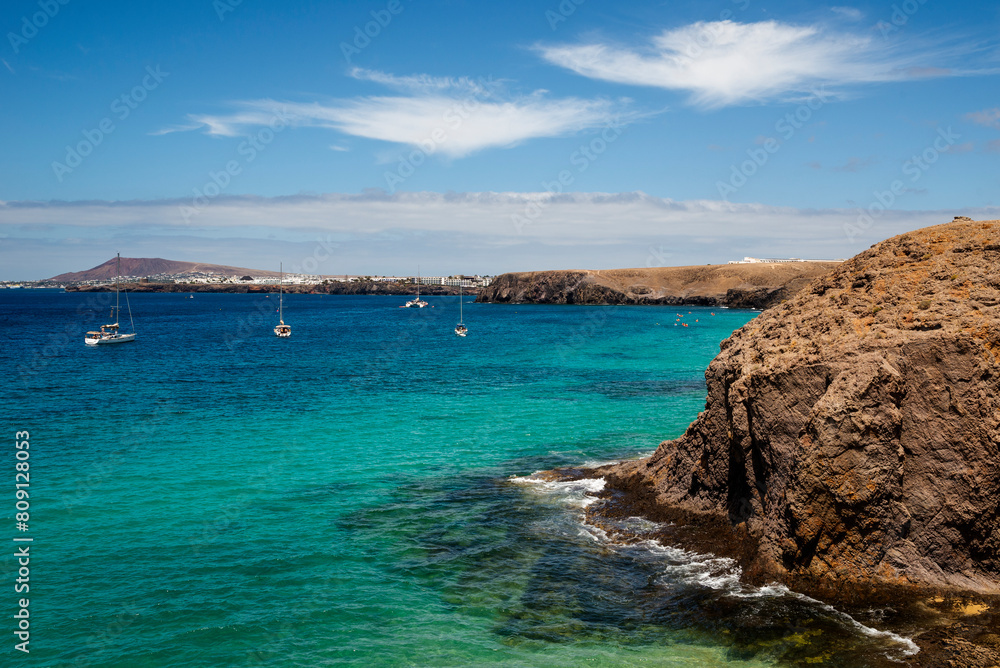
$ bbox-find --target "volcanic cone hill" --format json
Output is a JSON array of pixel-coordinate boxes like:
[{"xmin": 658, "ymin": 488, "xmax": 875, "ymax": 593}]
[
  {"xmin": 50, "ymin": 257, "xmax": 281, "ymax": 281},
  {"xmin": 597, "ymin": 219, "xmax": 1000, "ymax": 593}
]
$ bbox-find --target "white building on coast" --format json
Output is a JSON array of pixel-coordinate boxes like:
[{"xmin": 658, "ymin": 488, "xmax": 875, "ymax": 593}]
[{"xmin": 728, "ymin": 257, "xmax": 844, "ymax": 264}]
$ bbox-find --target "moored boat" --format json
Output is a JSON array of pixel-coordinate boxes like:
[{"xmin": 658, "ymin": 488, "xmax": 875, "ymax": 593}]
[
  {"xmin": 85, "ymin": 253, "xmax": 137, "ymax": 345},
  {"xmin": 274, "ymin": 263, "xmax": 291, "ymax": 337},
  {"xmin": 454, "ymin": 282, "xmax": 468, "ymax": 336},
  {"xmin": 403, "ymin": 267, "xmax": 429, "ymax": 308}
]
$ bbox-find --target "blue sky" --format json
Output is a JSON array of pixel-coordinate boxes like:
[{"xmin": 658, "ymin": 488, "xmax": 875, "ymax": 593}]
[{"xmin": 2, "ymin": 0, "xmax": 999, "ymax": 279}]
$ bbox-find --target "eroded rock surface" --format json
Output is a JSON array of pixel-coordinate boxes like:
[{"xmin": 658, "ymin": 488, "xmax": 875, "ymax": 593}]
[{"xmin": 599, "ymin": 219, "xmax": 1000, "ymax": 593}]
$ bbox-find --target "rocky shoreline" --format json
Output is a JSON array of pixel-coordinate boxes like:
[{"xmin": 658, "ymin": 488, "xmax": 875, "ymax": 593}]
[
  {"xmin": 476, "ymin": 263, "xmax": 841, "ymax": 309},
  {"xmin": 548, "ymin": 219, "xmax": 1000, "ymax": 665},
  {"xmin": 541, "ymin": 465, "xmax": 1000, "ymax": 667}
]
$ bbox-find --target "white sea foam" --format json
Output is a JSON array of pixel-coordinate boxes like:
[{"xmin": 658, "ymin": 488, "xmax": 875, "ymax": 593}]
[
  {"xmin": 579, "ymin": 451, "xmax": 657, "ymax": 468},
  {"xmin": 728, "ymin": 582, "xmax": 918, "ymax": 655},
  {"xmin": 797, "ymin": 591, "xmax": 919, "ymax": 657},
  {"xmin": 578, "ymin": 524, "xmax": 610, "ymax": 543},
  {"xmin": 634, "ymin": 539, "xmax": 743, "ymax": 592},
  {"xmin": 515, "ymin": 470, "xmax": 920, "ymax": 659},
  {"xmin": 509, "ymin": 474, "xmax": 606, "ymax": 508}
]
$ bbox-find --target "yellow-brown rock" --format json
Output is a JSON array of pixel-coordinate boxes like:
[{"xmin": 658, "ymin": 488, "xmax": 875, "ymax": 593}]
[{"xmin": 601, "ymin": 219, "xmax": 1000, "ymax": 593}]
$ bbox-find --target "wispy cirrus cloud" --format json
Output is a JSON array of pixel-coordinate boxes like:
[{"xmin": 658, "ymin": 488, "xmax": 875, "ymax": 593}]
[
  {"xmin": 942, "ymin": 141, "xmax": 975, "ymax": 154},
  {"xmin": 965, "ymin": 107, "xmax": 1000, "ymax": 129},
  {"xmin": 832, "ymin": 155, "xmax": 877, "ymax": 172},
  {"xmin": 159, "ymin": 69, "xmax": 639, "ymax": 158},
  {"xmin": 830, "ymin": 6, "xmax": 864, "ymax": 21},
  {"xmin": 536, "ymin": 20, "xmax": 988, "ymax": 108}
]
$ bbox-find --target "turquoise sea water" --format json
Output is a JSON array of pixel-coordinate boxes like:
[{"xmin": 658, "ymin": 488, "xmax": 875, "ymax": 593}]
[{"xmin": 4, "ymin": 292, "xmax": 921, "ymax": 666}]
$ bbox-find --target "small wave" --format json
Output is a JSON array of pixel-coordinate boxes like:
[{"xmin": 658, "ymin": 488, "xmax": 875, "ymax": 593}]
[
  {"xmin": 728, "ymin": 582, "xmax": 919, "ymax": 657},
  {"xmin": 800, "ymin": 591, "xmax": 920, "ymax": 658},
  {"xmin": 584, "ymin": 450, "xmax": 657, "ymax": 468},
  {"xmin": 632, "ymin": 539, "xmax": 743, "ymax": 592},
  {"xmin": 578, "ymin": 523, "xmax": 610, "ymax": 543},
  {"xmin": 517, "ymin": 471, "xmax": 920, "ymax": 660},
  {"xmin": 509, "ymin": 474, "xmax": 606, "ymax": 508}
]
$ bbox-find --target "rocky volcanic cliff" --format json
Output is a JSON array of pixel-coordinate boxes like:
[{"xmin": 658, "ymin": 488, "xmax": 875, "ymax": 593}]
[
  {"xmin": 477, "ymin": 263, "xmax": 840, "ymax": 309},
  {"xmin": 598, "ymin": 219, "xmax": 1000, "ymax": 593}
]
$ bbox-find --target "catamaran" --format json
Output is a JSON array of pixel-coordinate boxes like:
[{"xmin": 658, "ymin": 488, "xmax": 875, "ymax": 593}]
[
  {"xmin": 403, "ymin": 268, "xmax": 429, "ymax": 308},
  {"xmin": 454, "ymin": 282, "xmax": 467, "ymax": 337},
  {"xmin": 274, "ymin": 263, "xmax": 291, "ymax": 337},
  {"xmin": 85, "ymin": 253, "xmax": 137, "ymax": 345}
]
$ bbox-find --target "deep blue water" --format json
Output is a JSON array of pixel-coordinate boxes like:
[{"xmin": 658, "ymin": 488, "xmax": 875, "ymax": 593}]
[{"xmin": 2, "ymin": 291, "xmax": 921, "ymax": 666}]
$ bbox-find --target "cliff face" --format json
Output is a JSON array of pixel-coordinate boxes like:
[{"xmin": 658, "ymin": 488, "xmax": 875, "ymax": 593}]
[
  {"xmin": 602, "ymin": 220, "xmax": 1000, "ymax": 593},
  {"xmin": 477, "ymin": 263, "xmax": 841, "ymax": 309}
]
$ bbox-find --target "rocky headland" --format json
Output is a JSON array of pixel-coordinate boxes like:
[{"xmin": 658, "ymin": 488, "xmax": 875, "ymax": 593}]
[
  {"xmin": 567, "ymin": 219, "xmax": 1000, "ymax": 664},
  {"xmin": 476, "ymin": 262, "xmax": 841, "ymax": 309}
]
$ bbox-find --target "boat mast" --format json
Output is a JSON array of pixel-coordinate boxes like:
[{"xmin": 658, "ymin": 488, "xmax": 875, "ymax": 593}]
[
  {"xmin": 279, "ymin": 263, "xmax": 284, "ymax": 324},
  {"xmin": 459, "ymin": 281, "xmax": 463, "ymax": 324},
  {"xmin": 115, "ymin": 252, "xmax": 121, "ymax": 324}
]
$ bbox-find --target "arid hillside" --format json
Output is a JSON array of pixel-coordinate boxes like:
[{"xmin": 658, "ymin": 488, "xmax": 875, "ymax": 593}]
[{"xmin": 477, "ymin": 262, "xmax": 842, "ymax": 309}]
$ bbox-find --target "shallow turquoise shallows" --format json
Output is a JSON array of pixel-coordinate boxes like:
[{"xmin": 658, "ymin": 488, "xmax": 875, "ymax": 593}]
[{"xmin": 3, "ymin": 292, "xmax": 918, "ymax": 667}]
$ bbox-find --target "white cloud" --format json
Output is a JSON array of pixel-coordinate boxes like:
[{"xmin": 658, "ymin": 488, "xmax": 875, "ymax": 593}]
[
  {"xmin": 965, "ymin": 107, "xmax": 1000, "ymax": 129},
  {"xmin": 537, "ymin": 20, "xmax": 976, "ymax": 108},
  {"xmin": 832, "ymin": 155, "xmax": 877, "ymax": 172},
  {"xmin": 348, "ymin": 67, "xmax": 505, "ymax": 96},
  {"xmin": 4, "ymin": 192, "xmax": 997, "ymax": 279},
  {"xmin": 164, "ymin": 69, "xmax": 637, "ymax": 158},
  {"xmin": 830, "ymin": 6, "xmax": 864, "ymax": 21}
]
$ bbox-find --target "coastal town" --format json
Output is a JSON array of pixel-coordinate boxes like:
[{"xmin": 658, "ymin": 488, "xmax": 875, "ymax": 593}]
[
  {"xmin": 0, "ymin": 268, "xmax": 494, "ymax": 290},
  {"xmin": 2, "ymin": 256, "xmax": 847, "ymax": 289}
]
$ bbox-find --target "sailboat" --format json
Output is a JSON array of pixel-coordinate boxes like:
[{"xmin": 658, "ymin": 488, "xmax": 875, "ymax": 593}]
[
  {"xmin": 403, "ymin": 268, "xmax": 429, "ymax": 308},
  {"xmin": 454, "ymin": 282, "xmax": 468, "ymax": 337},
  {"xmin": 274, "ymin": 263, "xmax": 291, "ymax": 337},
  {"xmin": 85, "ymin": 253, "xmax": 137, "ymax": 345}
]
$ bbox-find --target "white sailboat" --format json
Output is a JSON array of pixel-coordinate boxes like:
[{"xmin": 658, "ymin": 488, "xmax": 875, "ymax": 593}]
[
  {"xmin": 274, "ymin": 263, "xmax": 291, "ymax": 337},
  {"xmin": 403, "ymin": 267, "xmax": 429, "ymax": 308},
  {"xmin": 454, "ymin": 282, "xmax": 467, "ymax": 337},
  {"xmin": 85, "ymin": 253, "xmax": 137, "ymax": 345}
]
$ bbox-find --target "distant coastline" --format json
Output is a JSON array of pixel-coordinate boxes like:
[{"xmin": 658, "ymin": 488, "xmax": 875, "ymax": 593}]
[
  {"xmin": 65, "ymin": 280, "xmax": 479, "ymax": 297},
  {"xmin": 476, "ymin": 262, "xmax": 840, "ymax": 309}
]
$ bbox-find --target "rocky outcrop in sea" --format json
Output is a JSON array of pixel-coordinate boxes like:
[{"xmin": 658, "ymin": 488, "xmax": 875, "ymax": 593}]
[{"xmin": 595, "ymin": 219, "xmax": 1000, "ymax": 594}]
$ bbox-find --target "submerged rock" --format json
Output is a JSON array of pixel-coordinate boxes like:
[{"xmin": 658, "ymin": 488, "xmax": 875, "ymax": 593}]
[{"xmin": 600, "ymin": 219, "xmax": 1000, "ymax": 593}]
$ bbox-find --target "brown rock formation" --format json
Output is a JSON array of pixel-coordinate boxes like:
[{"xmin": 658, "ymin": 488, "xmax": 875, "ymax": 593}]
[
  {"xmin": 596, "ymin": 219, "xmax": 1000, "ymax": 594},
  {"xmin": 477, "ymin": 262, "xmax": 841, "ymax": 309}
]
